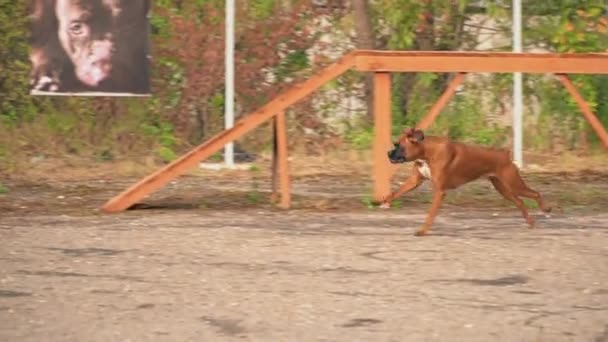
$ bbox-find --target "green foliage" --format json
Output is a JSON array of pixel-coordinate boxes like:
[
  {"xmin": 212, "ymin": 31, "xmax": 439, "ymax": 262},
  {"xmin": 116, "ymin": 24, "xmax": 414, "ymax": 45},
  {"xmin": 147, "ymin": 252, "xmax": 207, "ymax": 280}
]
[
  {"xmin": 360, "ymin": 194, "xmax": 376, "ymax": 209},
  {"xmin": 274, "ymin": 49, "xmax": 310, "ymax": 83},
  {"xmin": 246, "ymin": 190, "xmax": 262, "ymax": 204},
  {"xmin": 2, "ymin": 0, "xmax": 608, "ymax": 173},
  {"xmin": 157, "ymin": 146, "xmax": 177, "ymax": 163},
  {"xmin": 374, "ymin": 0, "xmax": 423, "ymax": 49},
  {"xmin": 249, "ymin": 0, "xmax": 278, "ymax": 20},
  {"xmin": 150, "ymin": 14, "xmax": 171, "ymax": 38},
  {"xmin": 0, "ymin": 1, "xmax": 36, "ymax": 123},
  {"xmin": 523, "ymin": 198, "xmax": 539, "ymax": 209},
  {"xmin": 0, "ymin": 182, "xmax": 8, "ymax": 194},
  {"xmin": 345, "ymin": 125, "xmax": 374, "ymax": 150},
  {"xmin": 434, "ymin": 93, "xmax": 508, "ymax": 147},
  {"xmin": 370, "ymin": 0, "xmax": 608, "ymax": 150},
  {"xmin": 209, "ymin": 153, "xmax": 223, "ymax": 162},
  {"xmin": 520, "ymin": 1, "xmax": 608, "ymax": 149},
  {"xmin": 141, "ymin": 121, "xmax": 178, "ymax": 162},
  {"xmin": 390, "ymin": 199, "xmax": 403, "ymax": 208},
  {"xmin": 360, "ymin": 194, "xmax": 402, "ymax": 209},
  {"xmin": 248, "ymin": 164, "xmax": 263, "ymax": 204}
]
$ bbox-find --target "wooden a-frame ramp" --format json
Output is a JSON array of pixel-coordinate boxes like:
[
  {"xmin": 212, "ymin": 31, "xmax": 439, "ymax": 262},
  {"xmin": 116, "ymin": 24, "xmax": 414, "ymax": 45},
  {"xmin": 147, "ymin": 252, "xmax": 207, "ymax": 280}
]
[{"xmin": 102, "ymin": 50, "xmax": 608, "ymax": 213}]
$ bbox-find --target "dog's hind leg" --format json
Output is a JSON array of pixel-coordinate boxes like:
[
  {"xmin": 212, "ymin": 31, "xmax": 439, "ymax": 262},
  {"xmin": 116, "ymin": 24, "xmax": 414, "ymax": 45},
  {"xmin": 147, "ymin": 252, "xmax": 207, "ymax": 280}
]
[
  {"xmin": 501, "ymin": 164, "xmax": 553, "ymax": 214},
  {"xmin": 489, "ymin": 176, "xmax": 535, "ymax": 227}
]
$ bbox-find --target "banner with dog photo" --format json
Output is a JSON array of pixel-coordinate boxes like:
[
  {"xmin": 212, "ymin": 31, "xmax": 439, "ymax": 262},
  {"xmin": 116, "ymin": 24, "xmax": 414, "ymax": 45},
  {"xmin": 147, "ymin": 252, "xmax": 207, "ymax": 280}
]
[{"xmin": 29, "ymin": 0, "xmax": 151, "ymax": 96}]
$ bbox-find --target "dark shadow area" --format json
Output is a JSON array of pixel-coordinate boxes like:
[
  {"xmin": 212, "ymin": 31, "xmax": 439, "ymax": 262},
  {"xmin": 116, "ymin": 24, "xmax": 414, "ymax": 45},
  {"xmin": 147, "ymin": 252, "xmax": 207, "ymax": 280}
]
[
  {"xmin": 0, "ymin": 290, "xmax": 32, "ymax": 298},
  {"xmin": 200, "ymin": 316, "xmax": 247, "ymax": 336},
  {"xmin": 45, "ymin": 247, "xmax": 127, "ymax": 257},
  {"xmin": 17, "ymin": 270, "xmax": 146, "ymax": 282},
  {"xmin": 429, "ymin": 275, "xmax": 530, "ymax": 287},
  {"xmin": 127, "ymin": 202, "xmax": 202, "ymax": 210},
  {"xmin": 341, "ymin": 318, "xmax": 383, "ymax": 328}
]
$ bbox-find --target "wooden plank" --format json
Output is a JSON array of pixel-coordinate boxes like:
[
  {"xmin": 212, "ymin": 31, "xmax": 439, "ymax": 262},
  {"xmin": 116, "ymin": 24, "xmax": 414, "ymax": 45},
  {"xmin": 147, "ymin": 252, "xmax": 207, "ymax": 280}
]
[
  {"xmin": 416, "ymin": 72, "xmax": 467, "ymax": 130},
  {"xmin": 354, "ymin": 50, "xmax": 608, "ymax": 58},
  {"xmin": 557, "ymin": 74, "xmax": 608, "ymax": 149},
  {"xmin": 372, "ymin": 72, "xmax": 392, "ymax": 202},
  {"xmin": 275, "ymin": 111, "xmax": 291, "ymax": 209},
  {"xmin": 354, "ymin": 51, "xmax": 608, "ymax": 74},
  {"xmin": 102, "ymin": 53, "xmax": 356, "ymax": 212}
]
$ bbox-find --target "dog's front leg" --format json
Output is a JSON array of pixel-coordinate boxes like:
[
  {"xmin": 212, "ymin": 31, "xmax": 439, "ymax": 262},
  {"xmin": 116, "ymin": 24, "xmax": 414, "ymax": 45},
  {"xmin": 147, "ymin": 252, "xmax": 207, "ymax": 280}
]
[
  {"xmin": 415, "ymin": 190, "xmax": 446, "ymax": 236},
  {"xmin": 379, "ymin": 171, "xmax": 424, "ymax": 209}
]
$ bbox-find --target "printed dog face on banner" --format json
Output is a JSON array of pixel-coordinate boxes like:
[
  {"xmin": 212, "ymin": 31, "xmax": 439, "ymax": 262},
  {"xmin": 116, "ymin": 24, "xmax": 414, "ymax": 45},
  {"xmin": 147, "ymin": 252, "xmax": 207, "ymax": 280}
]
[{"xmin": 29, "ymin": 0, "xmax": 151, "ymax": 96}]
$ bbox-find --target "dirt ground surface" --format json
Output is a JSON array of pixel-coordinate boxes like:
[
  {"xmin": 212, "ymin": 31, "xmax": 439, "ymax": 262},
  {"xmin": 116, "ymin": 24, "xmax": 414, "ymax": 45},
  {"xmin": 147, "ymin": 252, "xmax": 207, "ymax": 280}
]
[{"xmin": 1, "ymin": 163, "xmax": 608, "ymax": 342}]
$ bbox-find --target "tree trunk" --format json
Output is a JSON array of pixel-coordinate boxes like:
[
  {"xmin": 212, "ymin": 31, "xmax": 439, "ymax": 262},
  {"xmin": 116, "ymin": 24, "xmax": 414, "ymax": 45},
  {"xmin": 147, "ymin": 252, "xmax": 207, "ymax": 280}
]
[
  {"xmin": 352, "ymin": 0, "xmax": 375, "ymax": 122},
  {"xmin": 411, "ymin": 0, "xmax": 435, "ymax": 101}
]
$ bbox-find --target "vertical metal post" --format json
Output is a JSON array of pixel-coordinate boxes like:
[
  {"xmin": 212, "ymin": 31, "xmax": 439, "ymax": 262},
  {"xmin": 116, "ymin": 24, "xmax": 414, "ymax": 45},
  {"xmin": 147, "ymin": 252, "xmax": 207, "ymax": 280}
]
[
  {"xmin": 512, "ymin": 0, "xmax": 523, "ymax": 167},
  {"xmin": 224, "ymin": 0, "xmax": 235, "ymax": 167}
]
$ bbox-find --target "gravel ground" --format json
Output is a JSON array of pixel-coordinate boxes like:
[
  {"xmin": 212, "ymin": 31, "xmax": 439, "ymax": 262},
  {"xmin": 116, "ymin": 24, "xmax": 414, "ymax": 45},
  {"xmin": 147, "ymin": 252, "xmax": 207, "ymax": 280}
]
[{"xmin": 0, "ymin": 173, "xmax": 607, "ymax": 341}]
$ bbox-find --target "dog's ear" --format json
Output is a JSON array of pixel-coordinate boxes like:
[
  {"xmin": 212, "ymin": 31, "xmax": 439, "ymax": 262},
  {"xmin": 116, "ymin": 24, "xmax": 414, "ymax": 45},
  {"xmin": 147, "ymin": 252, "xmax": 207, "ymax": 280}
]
[{"xmin": 405, "ymin": 128, "xmax": 425, "ymax": 143}]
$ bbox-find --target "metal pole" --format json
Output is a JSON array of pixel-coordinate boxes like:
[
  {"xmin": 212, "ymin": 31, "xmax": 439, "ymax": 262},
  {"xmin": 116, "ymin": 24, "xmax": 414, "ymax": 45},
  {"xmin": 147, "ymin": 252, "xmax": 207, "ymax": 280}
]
[
  {"xmin": 224, "ymin": 0, "xmax": 235, "ymax": 167},
  {"xmin": 512, "ymin": 0, "xmax": 523, "ymax": 167}
]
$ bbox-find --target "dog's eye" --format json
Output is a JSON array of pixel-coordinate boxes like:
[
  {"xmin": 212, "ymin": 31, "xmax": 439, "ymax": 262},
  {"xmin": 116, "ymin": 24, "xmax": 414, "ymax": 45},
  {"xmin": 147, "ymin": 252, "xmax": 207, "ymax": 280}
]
[{"xmin": 69, "ymin": 22, "xmax": 85, "ymax": 35}]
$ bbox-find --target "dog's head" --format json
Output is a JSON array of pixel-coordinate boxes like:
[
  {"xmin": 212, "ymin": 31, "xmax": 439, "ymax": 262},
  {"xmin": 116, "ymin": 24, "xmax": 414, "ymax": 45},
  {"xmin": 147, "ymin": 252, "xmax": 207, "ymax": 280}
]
[
  {"xmin": 54, "ymin": 0, "xmax": 121, "ymax": 87},
  {"xmin": 387, "ymin": 127, "xmax": 425, "ymax": 164}
]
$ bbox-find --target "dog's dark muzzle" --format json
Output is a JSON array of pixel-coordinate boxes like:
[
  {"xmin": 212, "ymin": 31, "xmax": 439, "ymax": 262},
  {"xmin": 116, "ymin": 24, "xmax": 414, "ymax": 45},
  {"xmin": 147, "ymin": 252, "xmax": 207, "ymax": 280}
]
[{"xmin": 388, "ymin": 143, "xmax": 407, "ymax": 164}]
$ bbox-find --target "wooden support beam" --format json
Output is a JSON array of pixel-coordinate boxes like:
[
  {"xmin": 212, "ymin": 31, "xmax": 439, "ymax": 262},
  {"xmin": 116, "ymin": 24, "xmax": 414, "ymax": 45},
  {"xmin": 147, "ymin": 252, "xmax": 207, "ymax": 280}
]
[
  {"xmin": 373, "ymin": 72, "xmax": 392, "ymax": 202},
  {"xmin": 275, "ymin": 111, "xmax": 291, "ymax": 209},
  {"xmin": 557, "ymin": 74, "xmax": 608, "ymax": 149},
  {"xmin": 354, "ymin": 50, "xmax": 608, "ymax": 74},
  {"xmin": 101, "ymin": 53, "xmax": 356, "ymax": 212},
  {"xmin": 270, "ymin": 118, "xmax": 279, "ymax": 204},
  {"xmin": 416, "ymin": 72, "xmax": 467, "ymax": 130}
]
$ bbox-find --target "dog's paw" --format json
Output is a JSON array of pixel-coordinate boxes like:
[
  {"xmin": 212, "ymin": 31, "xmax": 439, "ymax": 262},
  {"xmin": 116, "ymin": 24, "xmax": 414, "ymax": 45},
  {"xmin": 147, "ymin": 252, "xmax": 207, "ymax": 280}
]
[
  {"xmin": 31, "ymin": 75, "xmax": 61, "ymax": 92},
  {"xmin": 378, "ymin": 202, "xmax": 391, "ymax": 209},
  {"xmin": 30, "ymin": 64, "xmax": 61, "ymax": 92},
  {"xmin": 414, "ymin": 230, "xmax": 428, "ymax": 237},
  {"xmin": 414, "ymin": 226, "xmax": 430, "ymax": 236}
]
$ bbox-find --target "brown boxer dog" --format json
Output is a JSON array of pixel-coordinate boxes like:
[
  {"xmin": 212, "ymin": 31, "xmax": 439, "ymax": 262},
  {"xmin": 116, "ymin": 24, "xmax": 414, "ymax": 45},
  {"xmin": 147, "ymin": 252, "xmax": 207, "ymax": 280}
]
[{"xmin": 381, "ymin": 127, "xmax": 552, "ymax": 236}]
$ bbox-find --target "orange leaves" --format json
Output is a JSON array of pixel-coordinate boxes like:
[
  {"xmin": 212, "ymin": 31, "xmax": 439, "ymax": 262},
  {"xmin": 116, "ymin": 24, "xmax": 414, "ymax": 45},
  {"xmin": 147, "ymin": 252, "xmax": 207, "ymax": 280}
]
[{"xmin": 597, "ymin": 17, "xmax": 608, "ymax": 33}]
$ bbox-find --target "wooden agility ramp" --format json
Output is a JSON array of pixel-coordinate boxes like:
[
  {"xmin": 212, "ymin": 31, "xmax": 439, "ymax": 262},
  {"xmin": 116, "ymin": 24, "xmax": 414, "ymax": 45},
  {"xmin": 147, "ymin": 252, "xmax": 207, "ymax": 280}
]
[{"xmin": 102, "ymin": 50, "xmax": 608, "ymax": 213}]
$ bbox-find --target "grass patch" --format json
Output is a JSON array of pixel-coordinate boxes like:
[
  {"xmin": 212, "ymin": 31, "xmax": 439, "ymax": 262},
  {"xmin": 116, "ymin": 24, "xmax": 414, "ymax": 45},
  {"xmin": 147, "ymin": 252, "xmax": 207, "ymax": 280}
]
[
  {"xmin": 360, "ymin": 194, "xmax": 403, "ymax": 209},
  {"xmin": 246, "ymin": 191, "xmax": 262, "ymax": 204},
  {"xmin": 360, "ymin": 195, "xmax": 375, "ymax": 209},
  {"xmin": 522, "ymin": 198, "xmax": 539, "ymax": 209}
]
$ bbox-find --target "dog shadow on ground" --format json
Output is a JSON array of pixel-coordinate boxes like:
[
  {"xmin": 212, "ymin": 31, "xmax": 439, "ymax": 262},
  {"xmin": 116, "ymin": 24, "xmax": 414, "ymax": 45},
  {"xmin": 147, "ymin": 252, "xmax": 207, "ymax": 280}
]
[{"xmin": 426, "ymin": 212, "xmax": 605, "ymax": 240}]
